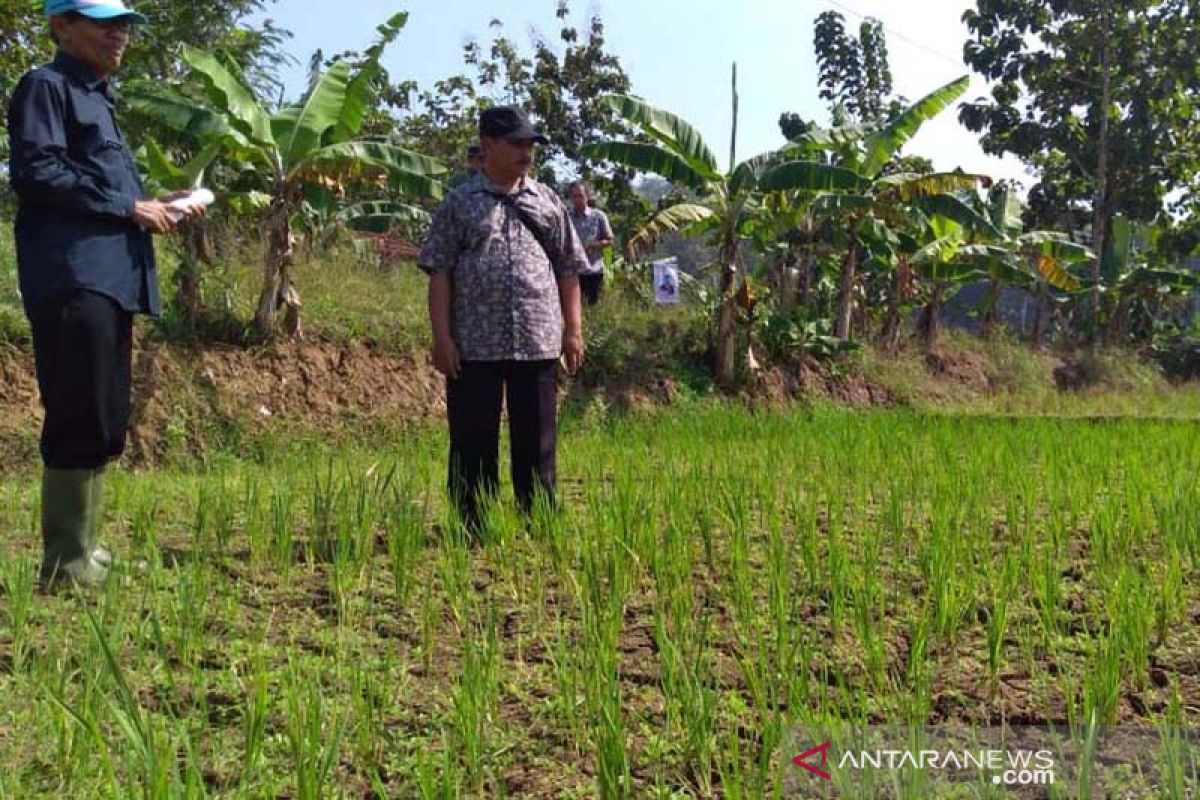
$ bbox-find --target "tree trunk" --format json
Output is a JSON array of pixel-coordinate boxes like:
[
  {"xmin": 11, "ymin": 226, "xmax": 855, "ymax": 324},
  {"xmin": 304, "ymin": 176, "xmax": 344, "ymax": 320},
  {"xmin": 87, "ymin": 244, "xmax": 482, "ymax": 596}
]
[
  {"xmin": 835, "ymin": 236, "xmax": 858, "ymax": 340},
  {"xmin": 173, "ymin": 220, "xmax": 213, "ymax": 329},
  {"xmin": 715, "ymin": 261, "xmax": 738, "ymax": 388},
  {"xmin": 254, "ymin": 198, "xmax": 301, "ymax": 339},
  {"xmin": 881, "ymin": 304, "xmax": 901, "ymax": 354},
  {"xmin": 797, "ymin": 247, "xmax": 814, "ymax": 308},
  {"xmin": 1090, "ymin": 0, "xmax": 1113, "ymax": 343},
  {"xmin": 980, "ymin": 279, "xmax": 1001, "ymax": 339},
  {"xmin": 920, "ymin": 282, "xmax": 946, "ymax": 352},
  {"xmin": 1032, "ymin": 285, "xmax": 1047, "ymax": 349},
  {"xmin": 881, "ymin": 260, "xmax": 910, "ymax": 354}
]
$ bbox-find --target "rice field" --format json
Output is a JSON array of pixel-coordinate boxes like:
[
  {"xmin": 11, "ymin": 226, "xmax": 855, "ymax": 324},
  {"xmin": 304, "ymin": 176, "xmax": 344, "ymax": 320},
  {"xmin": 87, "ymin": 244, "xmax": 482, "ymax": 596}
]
[{"xmin": 1, "ymin": 406, "xmax": 1199, "ymax": 798}]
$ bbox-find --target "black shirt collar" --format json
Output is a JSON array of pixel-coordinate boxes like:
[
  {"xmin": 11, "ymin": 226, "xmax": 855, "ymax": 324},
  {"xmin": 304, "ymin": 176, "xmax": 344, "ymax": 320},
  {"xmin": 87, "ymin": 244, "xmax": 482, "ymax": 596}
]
[{"xmin": 52, "ymin": 50, "xmax": 110, "ymax": 95}]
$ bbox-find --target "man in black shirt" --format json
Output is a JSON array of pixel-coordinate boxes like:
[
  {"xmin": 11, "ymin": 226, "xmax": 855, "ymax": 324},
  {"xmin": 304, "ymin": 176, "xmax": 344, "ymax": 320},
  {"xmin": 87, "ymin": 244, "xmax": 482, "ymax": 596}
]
[{"xmin": 8, "ymin": 0, "xmax": 201, "ymax": 588}]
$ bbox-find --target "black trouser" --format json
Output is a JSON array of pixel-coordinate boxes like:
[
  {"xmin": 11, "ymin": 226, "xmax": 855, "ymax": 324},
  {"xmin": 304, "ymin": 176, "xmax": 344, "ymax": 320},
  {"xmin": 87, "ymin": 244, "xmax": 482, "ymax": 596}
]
[
  {"xmin": 447, "ymin": 359, "xmax": 558, "ymax": 528},
  {"xmin": 580, "ymin": 272, "xmax": 604, "ymax": 306},
  {"xmin": 27, "ymin": 290, "xmax": 133, "ymax": 470}
]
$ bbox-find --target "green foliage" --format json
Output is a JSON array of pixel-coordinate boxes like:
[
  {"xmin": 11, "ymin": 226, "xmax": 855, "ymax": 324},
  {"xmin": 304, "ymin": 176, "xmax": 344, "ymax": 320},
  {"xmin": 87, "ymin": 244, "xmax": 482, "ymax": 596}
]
[
  {"xmin": 760, "ymin": 306, "xmax": 858, "ymax": 363},
  {"xmin": 0, "ymin": 0, "xmax": 291, "ymax": 159},
  {"xmin": 813, "ymin": 11, "xmax": 895, "ymax": 126},
  {"xmin": 960, "ymin": 0, "xmax": 1199, "ymax": 242}
]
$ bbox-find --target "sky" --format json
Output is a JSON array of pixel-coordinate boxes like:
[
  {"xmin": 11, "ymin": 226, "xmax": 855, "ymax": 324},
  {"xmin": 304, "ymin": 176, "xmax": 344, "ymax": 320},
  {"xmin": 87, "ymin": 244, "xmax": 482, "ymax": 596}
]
[{"xmin": 247, "ymin": 0, "xmax": 1030, "ymax": 185}]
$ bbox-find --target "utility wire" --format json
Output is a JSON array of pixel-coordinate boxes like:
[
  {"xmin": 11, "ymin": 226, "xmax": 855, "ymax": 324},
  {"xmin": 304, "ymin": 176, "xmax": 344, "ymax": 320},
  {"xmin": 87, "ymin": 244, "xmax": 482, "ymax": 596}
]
[{"xmin": 819, "ymin": 0, "xmax": 967, "ymax": 72}]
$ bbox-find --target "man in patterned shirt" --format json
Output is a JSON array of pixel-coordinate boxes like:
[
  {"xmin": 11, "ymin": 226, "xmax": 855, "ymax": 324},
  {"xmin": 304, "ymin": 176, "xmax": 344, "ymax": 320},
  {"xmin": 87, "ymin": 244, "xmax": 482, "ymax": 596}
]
[
  {"xmin": 567, "ymin": 181, "xmax": 614, "ymax": 306},
  {"xmin": 418, "ymin": 106, "xmax": 588, "ymax": 533}
]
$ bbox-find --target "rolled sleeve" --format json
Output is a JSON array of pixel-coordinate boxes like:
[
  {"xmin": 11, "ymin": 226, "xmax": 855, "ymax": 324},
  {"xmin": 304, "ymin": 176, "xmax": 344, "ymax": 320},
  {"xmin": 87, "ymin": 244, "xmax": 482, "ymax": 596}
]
[
  {"xmin": 597, "ymin": 210, "xmax": 614, "ymax": 242},
  {"xmin": 8, "ymin": 75, "xmax": 137, "ymax": 219},
  {"xmin": 417, "ymin": 199, "xmax": 459, "ymax": 276}
]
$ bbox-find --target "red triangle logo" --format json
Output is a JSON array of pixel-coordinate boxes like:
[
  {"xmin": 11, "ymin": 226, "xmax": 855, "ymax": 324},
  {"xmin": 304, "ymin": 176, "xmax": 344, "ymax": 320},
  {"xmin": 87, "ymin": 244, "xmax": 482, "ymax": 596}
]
[{"xmin": 792, "ymin": 741, "xmax": 833, "ymax": 780}]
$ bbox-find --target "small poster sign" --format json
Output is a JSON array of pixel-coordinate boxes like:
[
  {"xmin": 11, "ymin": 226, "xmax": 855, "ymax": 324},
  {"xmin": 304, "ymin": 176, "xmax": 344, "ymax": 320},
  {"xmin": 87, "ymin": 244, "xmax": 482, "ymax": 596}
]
[{"xmin": 652, "ymin": 257, "xmax": 680, "ymax": 305}]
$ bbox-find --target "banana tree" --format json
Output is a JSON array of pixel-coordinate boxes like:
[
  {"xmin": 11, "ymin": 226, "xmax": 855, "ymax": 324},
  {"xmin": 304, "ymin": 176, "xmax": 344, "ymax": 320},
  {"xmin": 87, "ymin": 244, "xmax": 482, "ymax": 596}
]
[
  {"xmin": 298, "ymin": 185, "xmax": 431, "ymax": 256},
  {"xmin": 771, "ymin": 76, "xmax": 990, "ymax": 341},
  {"xmin": 131, "ymin": 13, "xmax": 446, "ymax": 338},
  {"xmin": 581, "ymin": 91, "xmax": 861, "ymax": 386},
  {"xmin": 1085, "ymin": 216, "xmax": 1200, "ymax": 342},
  {"xmin": 138, "ymin": 138, "xmax": 222, "ymax": 325},
  {"xmin": 906, "ymin": 216, "xmax": 986, "ymax": 350}
]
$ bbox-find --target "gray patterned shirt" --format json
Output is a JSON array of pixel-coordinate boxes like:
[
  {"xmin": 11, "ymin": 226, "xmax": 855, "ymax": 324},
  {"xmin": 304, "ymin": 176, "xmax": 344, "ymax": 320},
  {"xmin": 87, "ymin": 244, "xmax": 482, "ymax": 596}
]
[
  {"xmin": 569, "ymin": 206, "xmax": 614, "ymax": 274},
  {"xmin": 418, "ymin": 173, "xmax": 589, "ymax": 361}
]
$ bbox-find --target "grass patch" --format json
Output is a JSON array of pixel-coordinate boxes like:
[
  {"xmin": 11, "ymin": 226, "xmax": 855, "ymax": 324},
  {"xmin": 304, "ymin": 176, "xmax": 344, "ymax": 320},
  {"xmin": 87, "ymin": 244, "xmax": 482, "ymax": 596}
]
[{"xmin": 2, "ymin": 407, "xmax": 1200, "ymax": 796}]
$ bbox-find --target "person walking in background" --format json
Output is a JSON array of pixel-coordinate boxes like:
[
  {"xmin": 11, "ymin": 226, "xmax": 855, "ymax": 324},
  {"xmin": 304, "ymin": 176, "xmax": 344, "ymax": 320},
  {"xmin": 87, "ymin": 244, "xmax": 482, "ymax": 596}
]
[
  {"xmin": 448, "ymin": 142, "xmax": 485, "ymax": 189},
  {"xmin": 567, "ymin": 180, "xmax": 614, "ymax": 306},
  {"xmin": 8, "ymin": 0, "xmax": 203, "ymax": 589},
  {"xmin": 419, "ymin": 106, "xmax": 588, "ymax": 534}
]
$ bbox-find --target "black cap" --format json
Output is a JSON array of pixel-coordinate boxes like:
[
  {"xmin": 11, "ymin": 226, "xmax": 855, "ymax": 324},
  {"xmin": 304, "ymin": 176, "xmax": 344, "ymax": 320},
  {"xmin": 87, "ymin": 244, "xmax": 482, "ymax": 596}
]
[{"xmin": 479, "ymin": 105, "xmax": 548, "ymax": 144}]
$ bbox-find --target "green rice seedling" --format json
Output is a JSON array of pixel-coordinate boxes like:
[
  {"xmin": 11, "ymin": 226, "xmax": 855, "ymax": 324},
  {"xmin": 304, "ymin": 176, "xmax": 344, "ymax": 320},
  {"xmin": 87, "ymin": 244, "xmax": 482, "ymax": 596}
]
[
  {"xmin": 41, "ymin": 655, "xmax": 112, "ymax": 791},
  {"xmin": 384, "ymin": 483, "xmax": 426, "ymax": 612},
  {"xmin": 2, "ymin": 556, "xmax": 36, "ymax": 673},
  {"xmin": 347, "ymin": 651, "xmax": 400, "ymax": 780},
  {"xmin": 1083, "ymin": 636, "xmax": 1123, "ymax": 727},
  {"xmin": 1155, "ymin": 692, "xmax": 1193, "ymax": 800},
  {"xmin": 437, "ymin": 534, "xmax": 474, "ymax": 629},
  {"xmin": 1109, "ymin": 565, "xmax": 1153, "ymax": 690},
  {"xmin": 453, "ymin": 612, "xmax": 500, "ymax": 791},
  {"xmin": 238, "ymin": 649, "xmax": 272, "ymax": 788},
  {"xmin": 986, "ymin": 552, "xmax": 1018, "ymax": 684},
  {"xmin": 129, "ymin": 490, "xmax": 162, "ymax": 553},
  {"xmin": 211, "ymin": 478, "xmax": 238, "ymax": 557},
  {"xmin": 414, "ymin": 732, "xmax": 463, "ymax": 799},
  {"xmin": 826, "ymin": 515, "xmax": 850, "ymax": 638},
  {"xmin": 419, "ymin": 579, "xmax": 438, "ymax": 673},
  {"xmin": 80, "ymin": 597, "xmax": 185, "ymax": 798},
  {"xmin": 901, "ymin": 608, "xmax": 934, "ymax": 723},
  {"xmin": 595, "ymin": 682, "xmax": 633, "ymax": 799},
  {"xmin": 282, "ymin": 658, "xmax": 347, "ymax": 800},
  {"xmin": 1035, "ymin": 543, "xmax": 1065, "ymax": 639},
  {"xmin": 1154, "ymin": 544, "xmax": 1186, "ymax": 645},
  {"xmin": 544, "ymin": 620, "xmax": 586, "ymax": 750},
  {"xmin": 653, "ymin": 583, "xmax": 717, "ymax": 793},
  {"xmin": 241, "ymin": 479, "xmax": 269, "ymax": 567},
  {"xmin": 714, "ymin": 722, "xmax": 746, "ymax": 800},
  {"xmin": 168, "ymin": 554, "xmax": 211, "ymax": 668},
  {"xmin": 717, "ymin": 482, "xmax": 755, "ymax": 625},
  {"xmin": 270, "ymin": 482, "xmax": 298, "ymax": 571},
  {"xmin": 850, "ymin": 577, "xmax": 886, "ymax": 691},
  {"xmin": 307, "ymin": 460, "xmax": 347, "ymax": 563},
  {"xmin": 1071, "ymin": 709, "xmax": 1103, "ymax": 800},
  {"xmin": 5, "ymin": 406, "xmax": 1200, "ymax": 797}
]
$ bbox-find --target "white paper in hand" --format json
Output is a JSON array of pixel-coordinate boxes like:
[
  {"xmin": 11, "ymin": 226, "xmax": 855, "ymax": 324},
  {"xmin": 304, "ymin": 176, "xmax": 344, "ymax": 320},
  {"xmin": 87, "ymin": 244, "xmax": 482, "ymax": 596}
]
[{"xmin": 166, "ymin": 188, "xmax": 215, "ymax": 222}]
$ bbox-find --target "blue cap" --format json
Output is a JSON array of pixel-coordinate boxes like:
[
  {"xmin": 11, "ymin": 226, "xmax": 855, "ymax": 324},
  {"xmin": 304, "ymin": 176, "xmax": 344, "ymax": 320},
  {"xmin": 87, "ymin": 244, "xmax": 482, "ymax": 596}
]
[{"xmin": 45, "ymin": 0, "xmax": 149, "ymax": 24}]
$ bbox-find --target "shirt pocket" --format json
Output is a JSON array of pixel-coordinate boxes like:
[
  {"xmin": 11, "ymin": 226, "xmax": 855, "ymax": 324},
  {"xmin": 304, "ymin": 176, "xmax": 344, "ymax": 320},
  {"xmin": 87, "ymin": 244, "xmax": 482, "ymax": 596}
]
[
  {"xmin": 461, "ymin": 206, "xmax": 504, "ymax": 252},
  {"xmin": 78, "ymin": 137, "xmax": 131, "ymax": 189}
]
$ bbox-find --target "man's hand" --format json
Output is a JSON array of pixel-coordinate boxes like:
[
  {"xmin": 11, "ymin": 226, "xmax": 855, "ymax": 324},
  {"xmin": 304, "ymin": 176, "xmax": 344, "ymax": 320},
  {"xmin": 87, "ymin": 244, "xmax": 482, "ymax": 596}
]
[
  {"xmin": 562, "ymin": 329, "xmax": 584, "ymax": 376},
  {"xmin": 159, "ymin": 190, "xmax": 207, "ymax": 221},
  {"xmin": 132, "ymin": 200, "xmax": 177, "ymax": 233},
  {"xmin": 432, "ymin": 336, "xmax": 461, "ymax": 379}
]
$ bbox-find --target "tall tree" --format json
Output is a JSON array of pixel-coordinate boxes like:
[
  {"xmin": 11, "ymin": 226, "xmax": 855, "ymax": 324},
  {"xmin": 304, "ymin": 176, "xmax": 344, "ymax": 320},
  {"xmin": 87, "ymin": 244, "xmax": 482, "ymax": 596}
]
[
  {"xmin": 959, "ymin": 0, "xmax": 1200, "ymax": 337},
  {"xmin": 392, "ymin": 3, "xmax": 645, "ymax": 235},
  {"xmin": 812, "ymin": 11, "xmax": 895, "ymax": 126}
]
